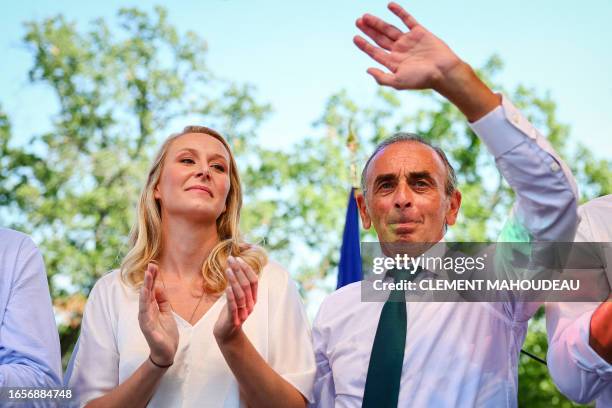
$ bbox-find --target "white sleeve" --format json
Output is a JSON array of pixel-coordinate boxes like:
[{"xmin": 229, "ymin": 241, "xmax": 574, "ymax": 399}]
[
  {"xmin": 469, "ymin": 95, "xmax": 579, "ymax": 322},
  {"xmin": 0, "ymin": 235, "xmax": 62, "ymax": 390},
  {"xmin": 266, "ymin": 264, "xmax": 316, "ymax": 403},
  {"xmin": 64, "ymin": 276, "xmax": 119, "ymax": 407},
  {"xmin": 310, "ymin": 304, "xmax": 336, "ymax": 408},
  {"xmin": 546, "ymin": 303, "xmax": 612, "ymax": 404},
  {"xmin": 469, "ymin": 95, "xmax": 578, "ymax": 244},
  {"xmin": 546, "ymin": 204, "xmax": 612, "ymax": 404}
]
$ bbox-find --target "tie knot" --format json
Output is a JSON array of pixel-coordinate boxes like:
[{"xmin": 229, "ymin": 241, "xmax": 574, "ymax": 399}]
[{"xmin": 388, "ymin": 266, "xmax": 421, "ymax": 283}]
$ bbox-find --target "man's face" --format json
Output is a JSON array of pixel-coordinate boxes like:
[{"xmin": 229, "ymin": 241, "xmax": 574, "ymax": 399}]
[{"xmin": 357, "ymin": 141, "xmax": 461, "ymax": 243}]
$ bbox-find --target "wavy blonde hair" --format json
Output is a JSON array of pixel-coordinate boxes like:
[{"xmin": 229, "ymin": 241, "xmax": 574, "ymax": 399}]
[{"xmin": 120, "ymin": 126, "xmax": 267, "ymax": 293}]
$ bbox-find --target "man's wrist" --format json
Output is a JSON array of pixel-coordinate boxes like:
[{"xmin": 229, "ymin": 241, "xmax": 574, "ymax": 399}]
[
  {"xmin": 433, "ymin": 61, "xmax": 500, "ymax": 123},
  {"xmin": 431, "ymin": 59, "xmax": 470, "ymax": 95}
]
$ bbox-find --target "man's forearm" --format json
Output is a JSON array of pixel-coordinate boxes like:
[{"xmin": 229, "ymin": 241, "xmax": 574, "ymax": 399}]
[
  {"xmin": 590, "ymin": 300, "xmax": 612, "ymax": 364},
  {"xmin": 433, "ymin": 61, "xmax": 501, "ymax": 123}
]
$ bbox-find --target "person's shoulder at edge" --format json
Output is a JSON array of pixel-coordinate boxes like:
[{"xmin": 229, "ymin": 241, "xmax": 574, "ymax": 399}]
[
  {"xmin": 580, "ymin": 194, "xmax": 612, "ymax": 211},
  {"xmin": 0, "ymin": 228, "xmax": 44, "ymax": 288},
  {"xmin": 0, "ymin": 227, "xmax": 35, "ymax": 253},
  {"xmin": 0, "ymin": 227, "xmax": 30, "ymax": 239},
  {"xmin": 576, "ymin": 194, "xmax": 612, "ymax": 238}
]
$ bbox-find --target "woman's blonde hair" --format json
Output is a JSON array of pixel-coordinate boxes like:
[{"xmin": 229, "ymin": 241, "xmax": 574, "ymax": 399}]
[{"xmin": 120, "ymin": 125, "xmax": 267, "ymax": 293}]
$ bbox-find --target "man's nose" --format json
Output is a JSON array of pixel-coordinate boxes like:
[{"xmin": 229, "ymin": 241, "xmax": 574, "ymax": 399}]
[{"xmin": 393, "ymin": 182, "xmax": 413, "ymax": 209}]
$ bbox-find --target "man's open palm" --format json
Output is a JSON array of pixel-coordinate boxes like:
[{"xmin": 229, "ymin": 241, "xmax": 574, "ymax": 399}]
[{"xmin": 354, "ymin": 2, "xmax": 462, "ymax": 90}]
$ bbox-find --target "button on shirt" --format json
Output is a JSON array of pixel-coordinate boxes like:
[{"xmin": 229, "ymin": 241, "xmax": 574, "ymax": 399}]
[
  {"xmin": 546, "ymin": 195, "xmax": 612, "ymax": 407},
  {"xmin": 0, "ymin": 229, "xmax": 62, "ymax": 391},
  {"xmin": 311, "ymin": 95, "xmax": 579, "ymax": 408}
]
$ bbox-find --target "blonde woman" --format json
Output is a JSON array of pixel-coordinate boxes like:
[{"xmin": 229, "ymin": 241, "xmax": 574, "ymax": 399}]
[{"xmin": 65, "ymin": 126, "xmax": 315, "ymax": 407}]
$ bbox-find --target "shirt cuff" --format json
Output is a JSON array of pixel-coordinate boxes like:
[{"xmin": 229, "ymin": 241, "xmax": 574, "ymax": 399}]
[
  {"xmin": 571, "ymin": 311, "xmax": 612, "ymax": 380},
  {"xmin": 469, "ymin": 94, "xmax": 539, "ymax": 159}
]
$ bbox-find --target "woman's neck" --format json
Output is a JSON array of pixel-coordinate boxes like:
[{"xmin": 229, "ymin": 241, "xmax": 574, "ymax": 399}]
[{"xmin": 158, "ymin": 216, "xmax": 219, "ymax": 281}]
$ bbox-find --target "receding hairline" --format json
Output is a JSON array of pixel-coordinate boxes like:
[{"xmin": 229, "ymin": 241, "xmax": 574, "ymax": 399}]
[{"xmin": 363, "ymin": 139, "xmax": 448, "ymax": 188}]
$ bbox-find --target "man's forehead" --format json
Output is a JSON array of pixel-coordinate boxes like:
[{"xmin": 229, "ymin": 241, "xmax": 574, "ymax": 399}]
[{"xmin": 366, "ymin": 141, "xmax": 447, "ymax": 180}]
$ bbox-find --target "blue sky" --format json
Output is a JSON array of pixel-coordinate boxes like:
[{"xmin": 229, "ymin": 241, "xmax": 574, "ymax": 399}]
[
  {"xmin": 2, "ymin": 0, "xmax": 611, "ymax": 159},
  {"xmin": 3, "ymin": 1, "xmax": 611, "ymax": 316}
]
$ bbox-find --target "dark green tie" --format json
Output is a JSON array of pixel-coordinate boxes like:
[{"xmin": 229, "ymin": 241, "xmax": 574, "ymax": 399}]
[{"xmin": 362, "ymin": 267, "xmax": 420, "ymax": 408}]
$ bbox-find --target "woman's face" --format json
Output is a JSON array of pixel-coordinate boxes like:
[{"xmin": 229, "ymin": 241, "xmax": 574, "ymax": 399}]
[{"xmin": 154, "ymin": 132, "xmax": 231, "ymax": 223}]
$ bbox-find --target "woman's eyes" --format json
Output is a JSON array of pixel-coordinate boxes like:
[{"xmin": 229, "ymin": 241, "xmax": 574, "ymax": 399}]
[
  {"xmin": 211, "ymin": 163, "xmax": 226, "ymax": 172},
  {"xmin": 179, "ymin": 157, "xmax": 225, "ymax": 172}
]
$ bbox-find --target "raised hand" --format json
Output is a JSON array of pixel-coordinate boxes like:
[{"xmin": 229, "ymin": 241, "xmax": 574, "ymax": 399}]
[
  {"xmin": 354, "ymin": 2, "xmax": 462, "ymax": 91},
  {"xmin": 214, "ymin": 256, "xmax": 259, "ymax": 343},
  {"xmin": 138, "ymin": 263, "xmax": 179, "ymax": 366}
]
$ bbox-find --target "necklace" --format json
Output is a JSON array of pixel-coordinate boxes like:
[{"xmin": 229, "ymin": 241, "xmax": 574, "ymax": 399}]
[{"xmin": 158, "ymin": 268, "xmax": 206, "ymax": 325}]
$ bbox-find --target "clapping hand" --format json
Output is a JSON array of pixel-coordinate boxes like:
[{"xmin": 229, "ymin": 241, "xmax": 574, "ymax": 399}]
[
  {"xmin": 354, "ymin": 2, "xmax": 463, "ymax": 91},
  {"xmin": 214, "ymin": 256, "xmax": 259, "ymax": 343},
  {"xmin": 138, "ymin": 263, "xmax": 179, "ymax": 366}
]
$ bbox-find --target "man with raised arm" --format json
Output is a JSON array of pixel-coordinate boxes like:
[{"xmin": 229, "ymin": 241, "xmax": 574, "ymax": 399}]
[{"xmin": 312, "ymin": 3, "xmax": 578, "ymax": 407}]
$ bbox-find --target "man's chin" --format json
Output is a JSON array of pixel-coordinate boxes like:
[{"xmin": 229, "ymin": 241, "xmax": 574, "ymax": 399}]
[{"xmin": 394, "ymin": 234, "xmax": 417, "ymax": 242}]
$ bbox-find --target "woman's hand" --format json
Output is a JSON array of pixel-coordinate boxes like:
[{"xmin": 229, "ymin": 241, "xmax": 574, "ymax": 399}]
[
  {"xmin": 214, "ymin": 256, "xmax": 259, "ymax": 344},
  {"xmin": 138, "ymin": 263, "xmax": 179, "ymax": 366}
]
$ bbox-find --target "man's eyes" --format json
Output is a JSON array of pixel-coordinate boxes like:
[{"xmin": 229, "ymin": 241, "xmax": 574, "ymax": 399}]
[
  {"xmin": 378, "ymin": 181, "xmax": 395, "ymax": 190},
  {"xmin": 378, "ymin": 180, "xmax": 430, "ymax": 188}
]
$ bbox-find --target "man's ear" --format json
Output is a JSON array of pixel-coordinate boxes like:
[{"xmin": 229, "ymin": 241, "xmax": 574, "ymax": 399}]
[
  {"xmin": 356, "ymin": 190, "xmax": 372, "ymax": 230},
  {"xmin": 445, "ymin": 189, "xmax": 462, "ymax": 227}
]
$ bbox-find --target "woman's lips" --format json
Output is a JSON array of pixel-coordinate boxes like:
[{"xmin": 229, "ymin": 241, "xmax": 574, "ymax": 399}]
[{"xmin": 187, "ymin": 186, "xmax": 213, "ymax": 197}]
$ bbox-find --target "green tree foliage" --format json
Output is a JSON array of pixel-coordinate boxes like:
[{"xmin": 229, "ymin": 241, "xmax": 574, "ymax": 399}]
[
  {"xmin": 0, "ymin": 7, "xmax": 271, "ymax": 361},
  {"xmin": 1, "ymin": 7, "xmax": 609, "ymax": 407}
]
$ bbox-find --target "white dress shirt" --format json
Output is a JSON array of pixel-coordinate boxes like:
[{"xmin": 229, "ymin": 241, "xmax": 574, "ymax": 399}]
[
  {"xmin": 312, "ymin": 95, "xmax": 578, "ymax": 408},
  {"xmin": 546, "ymin": 195, "xmax": 612, "ymax": 407},
  {"xmin": 65, "ymin": 260, "xmax": 315, "ymax": 407}
]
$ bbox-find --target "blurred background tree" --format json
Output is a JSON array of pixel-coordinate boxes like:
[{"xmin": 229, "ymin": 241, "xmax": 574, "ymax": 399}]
[{"xmin": 0, "ymin": 6, "xmax": 609, "ymax": 407}]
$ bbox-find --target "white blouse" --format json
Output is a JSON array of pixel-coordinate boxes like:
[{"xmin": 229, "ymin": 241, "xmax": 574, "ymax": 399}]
[{"xmin": 65, "ymin": 261, "xmax": 316, "ymax": 407}]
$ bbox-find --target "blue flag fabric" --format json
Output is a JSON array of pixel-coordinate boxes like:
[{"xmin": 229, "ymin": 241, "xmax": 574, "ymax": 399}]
[{"xmin": 337, "ymin": 187, "xmax": 362, "ymax": 289}]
